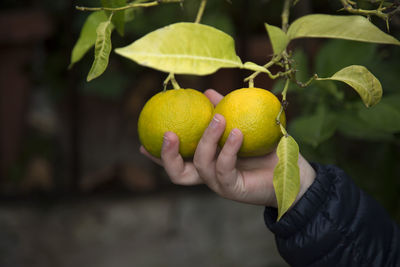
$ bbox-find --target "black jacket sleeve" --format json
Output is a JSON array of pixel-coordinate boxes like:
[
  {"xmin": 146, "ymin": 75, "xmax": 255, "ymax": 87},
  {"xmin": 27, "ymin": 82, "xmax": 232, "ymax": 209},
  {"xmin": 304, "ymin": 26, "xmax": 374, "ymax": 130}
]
[{"xmin": 264, "ymin": 163, "xmax": 400, "ymax": 267}]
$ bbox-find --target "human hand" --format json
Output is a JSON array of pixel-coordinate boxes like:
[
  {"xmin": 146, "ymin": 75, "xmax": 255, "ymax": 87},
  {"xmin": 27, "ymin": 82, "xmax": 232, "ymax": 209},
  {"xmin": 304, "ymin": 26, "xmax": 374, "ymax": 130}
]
[{"xmin": 140, "ymin": 89, "xmax": 316, "ymax": 208}]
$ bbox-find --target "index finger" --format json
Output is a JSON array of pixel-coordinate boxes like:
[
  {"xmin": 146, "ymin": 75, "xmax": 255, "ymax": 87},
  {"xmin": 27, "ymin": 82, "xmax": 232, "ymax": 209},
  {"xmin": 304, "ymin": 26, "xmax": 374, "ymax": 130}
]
[
  {"xmin": 161, "ymin": 132, "xmax": 203, "ymax": 186},
  {"xmin": 204, "ymin": 89, "xmax": 223, "ymax": 106}
]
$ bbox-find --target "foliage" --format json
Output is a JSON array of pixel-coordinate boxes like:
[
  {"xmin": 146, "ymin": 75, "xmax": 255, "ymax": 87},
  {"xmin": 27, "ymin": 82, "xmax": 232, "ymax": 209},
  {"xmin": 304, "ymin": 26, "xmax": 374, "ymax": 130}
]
[{"xmin": 69, "ymin": 0, "xmax": 400, "ymax": 220}]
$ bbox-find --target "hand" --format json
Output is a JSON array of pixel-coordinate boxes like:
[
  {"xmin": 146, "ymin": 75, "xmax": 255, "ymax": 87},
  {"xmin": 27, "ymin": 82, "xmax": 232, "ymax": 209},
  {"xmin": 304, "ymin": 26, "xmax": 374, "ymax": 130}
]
[{"xmin": 140, "ymin": 89, "xmax": 316, "ymax": 208}]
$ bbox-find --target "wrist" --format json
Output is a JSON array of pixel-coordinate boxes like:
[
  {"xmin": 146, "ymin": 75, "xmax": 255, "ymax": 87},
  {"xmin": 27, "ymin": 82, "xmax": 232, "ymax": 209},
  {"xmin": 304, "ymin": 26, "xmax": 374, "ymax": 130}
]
[{"xmin": 293, "ymin": 154, "xmax": 316, "ymax": 206}]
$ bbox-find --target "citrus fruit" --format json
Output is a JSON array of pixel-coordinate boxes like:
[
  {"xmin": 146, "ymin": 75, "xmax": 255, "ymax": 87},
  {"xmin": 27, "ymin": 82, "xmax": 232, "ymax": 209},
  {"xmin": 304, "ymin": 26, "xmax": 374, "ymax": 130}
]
[
  {"xmin": 138, "ymin": 88, "xmax": 214, "ymax": 158},
  {"xmin": 214, "ymin": 87, "xmax": 285, "ymax": 157}
]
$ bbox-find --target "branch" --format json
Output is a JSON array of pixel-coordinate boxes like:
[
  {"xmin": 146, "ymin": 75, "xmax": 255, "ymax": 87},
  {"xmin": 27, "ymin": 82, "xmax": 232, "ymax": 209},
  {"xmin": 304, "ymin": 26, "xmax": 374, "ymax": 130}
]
[
  {"xmin": 243, "ymin": 55, "xmax": 283, "ymax": 86},
  {"xmin": 195, "ymin": 0, "xmax": 207, "ymax": 23},
  {"xmin": 76, "ymin": 0, "xmax": 183, "ymax": 12},
  {"xmin": 338, "ymin": 0, "xmax": 400, "ymax": 22},
  {"xmin": 281, "ymin": 0, "xmax": 292, "ymax": 32},
  {"xmin": 276, "ymin": 78, "xmax": 290, "ymax": 127}
]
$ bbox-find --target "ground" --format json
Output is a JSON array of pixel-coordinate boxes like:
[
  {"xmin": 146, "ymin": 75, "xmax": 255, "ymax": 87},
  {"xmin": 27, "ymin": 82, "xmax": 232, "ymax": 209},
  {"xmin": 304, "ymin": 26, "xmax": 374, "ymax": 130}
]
[{"xmin": 0, "ymin": 190, "xmax": 287, "ymax": 267}]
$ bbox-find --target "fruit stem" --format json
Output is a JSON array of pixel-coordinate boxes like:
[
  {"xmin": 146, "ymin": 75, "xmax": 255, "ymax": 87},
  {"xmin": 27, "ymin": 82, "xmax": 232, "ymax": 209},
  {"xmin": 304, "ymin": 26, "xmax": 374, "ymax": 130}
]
[
  {"xmin": 248, "ymin": 78, "xmax": 254, "ymax": 88},
  {"xmin": 163, "ymin": 73, "xmax": 181, "ymax": 90},
  {"xmin": 195, "ymin": 0, "xmax": 207, "ymax": 23}
]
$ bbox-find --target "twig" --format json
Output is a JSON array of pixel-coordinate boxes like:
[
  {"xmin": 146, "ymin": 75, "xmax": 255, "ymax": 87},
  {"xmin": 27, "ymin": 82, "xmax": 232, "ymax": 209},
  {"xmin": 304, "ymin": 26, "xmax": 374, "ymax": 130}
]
[
  {"xmin": 195, "ymin": 0, "xmax": 207, "ymax": 23},
  {"xmin": 293, "ymin": 74, "xmax": 318, "ymax": 88},
  {"xmin": 338, "ymin": 0, "xmax": 399, "ymax": 21},
  {"xmin": 281, "ymin": 0, "xmax": 292, "ymax": 32},
  {"xmin": 76, "ymin": 0, "xmax": 183, "ymax": 12},
  {"xmin": 276, "ymin": 78, "xmax": 290, "ymax": 127},
  {"xmin": 243, "ymin": 55, "xmax": 282, "ymax": 84}
]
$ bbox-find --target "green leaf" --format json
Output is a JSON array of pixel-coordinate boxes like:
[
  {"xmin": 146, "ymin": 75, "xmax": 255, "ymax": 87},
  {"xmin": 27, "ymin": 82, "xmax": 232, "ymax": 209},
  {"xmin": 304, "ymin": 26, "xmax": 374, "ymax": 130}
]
[
  {"xmin": 265, "ymin": 23, "xmax": 289, "ymax": 55},
  {"xmin": 87, "ymin": 20, "xmax": 113, "ymax": 82},
  {"xmin": 317, "ymin": 65, "xmax": 382, "ymax": 107},
  {"xmin": 358, "ymin": 100, "xmax": 400, "ymax": 133},
  {"xmin": 115, "ymin": 22, "xmax": 243, "ymax": 75},
  {"xmin": 287, "ymin": 14, "xmax": 400, "ymax": 46},
  {"xmin": 315, "ymin": 39, "xmax": 377, "ymax": 77},
  {"xmin": 273, "ymin": 135, "xmax": 300, "ymax": 221},
  {"xmin": 102, "ymin": 0, "xmax": 127, "ymax": 36},
  {"xmin": 69, "ymin": 11, "xmax": 109, "ymax": 68},
  {"xmin": 337, "ymin": 109, "xmax": 395, "ymax": 141},
  {"xmin": 289, "ymin": 106, "xmax": 337, "ymax": 147},
  {"xmin": 291, "ymin": 48, "xmax": 309, "ymax": 83}
]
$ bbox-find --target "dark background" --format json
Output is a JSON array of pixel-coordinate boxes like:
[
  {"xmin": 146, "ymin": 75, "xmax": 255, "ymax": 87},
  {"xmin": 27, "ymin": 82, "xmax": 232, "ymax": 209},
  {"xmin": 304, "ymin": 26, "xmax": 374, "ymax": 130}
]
[{"xmin": 0, "ymin": 1, "xmax": 399, "ymax": 266}]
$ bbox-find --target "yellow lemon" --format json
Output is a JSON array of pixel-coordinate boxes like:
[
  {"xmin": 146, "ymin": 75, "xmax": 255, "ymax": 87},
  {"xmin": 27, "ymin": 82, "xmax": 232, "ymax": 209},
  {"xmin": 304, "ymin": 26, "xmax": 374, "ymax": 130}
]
[
  {"xmin": 214, "ymin": 87, "xmax": 285, "ymax": 157},
  {"xmin": 138, "ymin": 88, "xmax": 214, "ymax": 158}
]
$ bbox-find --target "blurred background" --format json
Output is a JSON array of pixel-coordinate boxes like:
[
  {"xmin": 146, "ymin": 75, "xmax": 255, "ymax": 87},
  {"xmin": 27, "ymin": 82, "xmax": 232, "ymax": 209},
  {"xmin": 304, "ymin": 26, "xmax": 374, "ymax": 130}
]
[{"xmin": 0, "ymin": 0, "xmax": 399, "ymax": 266}]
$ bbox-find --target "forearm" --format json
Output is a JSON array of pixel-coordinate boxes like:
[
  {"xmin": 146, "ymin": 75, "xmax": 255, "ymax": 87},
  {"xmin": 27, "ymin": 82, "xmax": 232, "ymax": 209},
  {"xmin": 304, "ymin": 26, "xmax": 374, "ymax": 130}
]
[{"xmin": 265, "ymin": 163, "xmax": 400, "ymax": 267}]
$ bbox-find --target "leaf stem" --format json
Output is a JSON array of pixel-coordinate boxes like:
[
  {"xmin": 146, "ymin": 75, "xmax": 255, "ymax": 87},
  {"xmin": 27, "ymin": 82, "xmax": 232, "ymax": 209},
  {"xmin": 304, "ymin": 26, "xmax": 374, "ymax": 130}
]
[
  {"xmin": 293, "ymin": 73, "xmax": 318, "ymax": 88},
  {"xmin": 195, "ymin": 0, "xmax": 207, "ymax": 24},
  {"xmin": 76, "ymin": 0, "xmax": 183, "ymax": 12},
  {"xmin": 279, "ymin": 124, "xmax": 288, "ymax": 137}
]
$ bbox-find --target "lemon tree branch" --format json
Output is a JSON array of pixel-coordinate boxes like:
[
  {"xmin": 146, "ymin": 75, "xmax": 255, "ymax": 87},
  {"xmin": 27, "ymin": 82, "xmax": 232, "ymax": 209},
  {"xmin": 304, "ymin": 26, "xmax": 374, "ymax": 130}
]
[
  {"xmin": 76, "ymin": 0, "xmax": 183, "ymax": 12},
  {"xmin": 281, "ymin": 0, "xmax": 292, "ymax": 33},
  {"xmin": 243, "ymin": 55, "xmax": 283, "ymax": 86},
  {"xmin": 195, "ymin": 0, "xmax": 207, "ymax": 23},
  {"xmin": 339, "ymin": 0, "xmax": 389, "ymax": 20}
]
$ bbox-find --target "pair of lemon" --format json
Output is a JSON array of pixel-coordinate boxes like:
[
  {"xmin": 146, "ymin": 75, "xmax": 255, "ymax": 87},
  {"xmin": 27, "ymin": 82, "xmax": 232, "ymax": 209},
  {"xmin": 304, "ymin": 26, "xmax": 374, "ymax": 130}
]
[{"xmin": 138, "ymin": 87, "xmax": 286, "ymax": 158}]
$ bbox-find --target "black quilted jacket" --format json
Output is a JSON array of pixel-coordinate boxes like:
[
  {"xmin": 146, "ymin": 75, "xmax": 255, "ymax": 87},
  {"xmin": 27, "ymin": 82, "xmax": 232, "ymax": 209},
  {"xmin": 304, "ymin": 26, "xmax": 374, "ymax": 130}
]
[{"xmin": 264, "ymin": 163, "xmax": 400, "ymax": 267}]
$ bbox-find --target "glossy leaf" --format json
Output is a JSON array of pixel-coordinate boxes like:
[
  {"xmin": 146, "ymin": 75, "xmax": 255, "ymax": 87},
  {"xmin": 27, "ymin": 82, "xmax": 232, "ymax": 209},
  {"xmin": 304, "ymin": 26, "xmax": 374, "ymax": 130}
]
[
  {"xmin": 287, "ymin": 14, "xmax": 400, "ymax": 46},
  {"xmin": 265, "ymin": 23, "xmax": 289, "ymax": 55},
  {"xmin": 102, "ymin": 0, "xmax": 126, "ymax": 36},
  {"xmin": 273, "ymin": 135, "xmax": 300, "ymax": 221},
  {"xmin": 337, "ymin": 109, "xmax": 395, "ymax": 141},
  {"xmin": 317, "ymin": 65, "xmax": 382, "ymax": 107},
  {"xmin": 289, "ymin": 107, "xmax": 337, "ymax": 147},
  {"xmin": 69, "ymin": 11, "xmax": 109, "ymax": 68},
  {"xmin": 315, "ymin": 39, "xmax": 377, "ymax": 77},
  {"xmin": 87, "ymin": 20, "xmax": 113, "ymax": 82},
  {"xmin": 115, "ymin": 22, "xmax": 243, "ymax": 75},
  {"xmin": 358, "ymin": 100, "xmax": 400, "ymax": 133}
]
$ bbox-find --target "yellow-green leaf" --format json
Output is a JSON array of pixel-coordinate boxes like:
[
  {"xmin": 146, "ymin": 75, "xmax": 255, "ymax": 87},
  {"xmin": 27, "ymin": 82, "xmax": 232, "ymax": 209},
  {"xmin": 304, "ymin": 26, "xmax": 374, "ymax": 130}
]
[
  {"xmin": 287, "ymin": 14, "xmax": 400, "ymax": 45},
  {"xmin": 114, "ymin": 22, "xmax": 243, "ymax": 75},
  {"xmin": 101, "ymin": 0, "xmax": 126, "ymax": 36},
  {"xmin": 87, "ymin": 20, "xmax": 113, "ymax": 82},
  {"xmin": 69, "ymin": 11, "xmax": 109, "ymax": 68},
  {"xmin": 265, "ymin": 23, "xmax": 289, "ymax": 55},
  {"xmin": 273, "ymin": 135, "xmax": 300, "ymax": 221},
  {"xmin": 243, "ymin": 62, "xmax": 270, "ymax": 73},
  {"xmin": 317, "ymin": 65, "xmax": 382, "ymax": 107}
]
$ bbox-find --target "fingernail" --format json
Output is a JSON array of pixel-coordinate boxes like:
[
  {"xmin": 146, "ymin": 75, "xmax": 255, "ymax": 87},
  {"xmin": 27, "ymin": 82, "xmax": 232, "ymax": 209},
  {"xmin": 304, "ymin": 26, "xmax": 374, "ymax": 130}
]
[
  {"xmin": 163, "ymin": 134, "xmax": 170, "ymax": 149},
  {"xmin": 228, "ymin": 128, "xmax": 238, "ymax": 141},
  {"xmin": 209, "ymin": 115, "xmax": 220, "ymax": 129}
]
